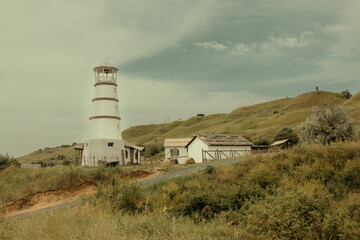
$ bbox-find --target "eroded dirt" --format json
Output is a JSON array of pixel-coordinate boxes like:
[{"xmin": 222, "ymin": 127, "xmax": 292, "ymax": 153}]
[
  {"xmin": 4, "ymin": 182, "xmax": 97, "ymax": 218},
  {"xmin": 3, "ymin": 170, "xmax": 161, "ymax": 219}
]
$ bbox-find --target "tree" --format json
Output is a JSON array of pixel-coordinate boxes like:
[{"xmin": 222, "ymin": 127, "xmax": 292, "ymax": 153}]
[
  {"xmin": 298, "ymin": 105, "xmax": 356, "ymax": 145},
  {"xmin": 274, "ymin": 127, "xmax": 299, "ymax": 148},
  {"xmin": 341, "ymin": 90, "xmax": 352, "ymax": 99}
]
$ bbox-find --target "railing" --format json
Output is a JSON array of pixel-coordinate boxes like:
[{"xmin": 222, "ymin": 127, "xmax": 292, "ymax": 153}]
[
  {"xmin": 202, "ymin": 149, "xmax": 248, "ymax": 162},
  {"xmin": 95, "ymin": 75, "xmax": 117, "ymax": 84}
]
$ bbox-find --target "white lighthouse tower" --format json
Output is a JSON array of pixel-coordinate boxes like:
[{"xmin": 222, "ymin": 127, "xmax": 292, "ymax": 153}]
[{"xmin": 82, "ymin": 60, "xmax": 126, "ymax": 166}]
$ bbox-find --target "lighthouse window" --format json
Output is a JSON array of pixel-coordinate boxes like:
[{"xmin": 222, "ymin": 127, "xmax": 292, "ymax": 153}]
[
  {"xmin": 108, "ymin": 142, "xmax": 114, "ymax": 147},
  {"xmin": 125, "ymin": 150, "xmax": 128, "ymax": 159},
  {"xmin": 114, "ymin": 87, "xmax": 116, "ymax": 93}
]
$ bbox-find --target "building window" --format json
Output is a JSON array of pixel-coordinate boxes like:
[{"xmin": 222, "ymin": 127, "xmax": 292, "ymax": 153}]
[
  {"xmin": 170, "ymin": 148, "xmax": 179, "ymax": 156},
  {"xmin": 108, "ymin": 142, "xmax": 114, "ymax": 147},
  {"xmin": 125, "ymin": 150, "xmax": 128, "ymax": 159}
]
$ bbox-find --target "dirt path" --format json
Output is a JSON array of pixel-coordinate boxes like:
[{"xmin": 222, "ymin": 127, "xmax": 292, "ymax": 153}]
[{"xmin": 5, "ymin": 158, "xmax": 242, "ymax": 219}]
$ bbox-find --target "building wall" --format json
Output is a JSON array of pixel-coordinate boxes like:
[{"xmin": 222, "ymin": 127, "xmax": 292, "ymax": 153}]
[
  {"xmin": 187, "ymin": 137, "xmax": 209, "ymax": 163},
  {"xmin": 164, "ymin": 147, "xmax": 188, "ymax": 164},
  {"xmin": 82, "ymin": 139, "xmax": 125, "ymax": 167},
  {"xmin": 93, "ymin": 84, "xmax": 118, "ymax": 99},
  {"xmin": 90, "ymin": 83, "xmax": 122, "ymax": 140},
  {"xmin": 187, "ymin": 137, "xmax": 252, "ymax": 163},
  {"xmin": 90, "ymin": 118, "xmax": 122, "ymax": 139}
]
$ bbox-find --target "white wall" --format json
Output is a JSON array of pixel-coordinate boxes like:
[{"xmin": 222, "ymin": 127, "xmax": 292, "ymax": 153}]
[
  {"xmin": 187, "ymin": 137, "xmax": 209, "ymax": 163},
  {"xmin": 164, "ymin": 147, "xmax": 188, "ymax": 164},
  {"xmin": 90, "ymin": 118, "xmax": 122, "ymax": 139},
  {"xmin": 82, "ymin": 139, "xmax": 125, "ymax": 167}
]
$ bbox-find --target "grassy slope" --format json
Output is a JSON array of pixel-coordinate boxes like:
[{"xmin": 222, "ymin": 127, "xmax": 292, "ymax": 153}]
[
  {"xmin": 124, "ymin": 91, "xmax": 354, "ymax": 145},
  {"xmin": 17, "ymin": 91, "xmax": 358, "ymax": 163},
  {"xmin": 3, "ymin": 142, "xmax": 360, "ymax": 239}
]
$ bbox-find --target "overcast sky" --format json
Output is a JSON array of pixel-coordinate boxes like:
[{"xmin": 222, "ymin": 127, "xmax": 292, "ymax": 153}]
[{"xmin": 1, "ymin": 0, "xmax": 360, "ymax": 157}]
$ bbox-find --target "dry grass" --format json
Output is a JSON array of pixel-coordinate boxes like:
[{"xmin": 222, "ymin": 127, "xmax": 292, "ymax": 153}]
[
  {"xmin": 17, "ymin": 91, "xmax": 360, "ymax": 164},
  {"xmin": 0, "ymin": 206, "xmax": 238, "ymax": 240}
]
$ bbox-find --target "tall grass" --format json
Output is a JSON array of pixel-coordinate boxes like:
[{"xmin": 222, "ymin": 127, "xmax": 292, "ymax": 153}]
[{"xmin": 0, "ymin": 166, "xmax": 124, "ymax": 206}]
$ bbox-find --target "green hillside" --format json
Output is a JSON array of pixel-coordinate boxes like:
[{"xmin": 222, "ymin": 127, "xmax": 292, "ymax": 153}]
[
  {"xmin": 17, "ymin": 90, "xmax": 360, "ymax": 164},
  {"xmin": 123, "ymin": 90, "xmax": 359, "ymax": 145}
]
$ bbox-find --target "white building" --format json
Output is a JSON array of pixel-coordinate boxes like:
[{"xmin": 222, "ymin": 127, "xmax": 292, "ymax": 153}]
[
  {"xmin": 82, "ymin": 60, "xmax": 126, "ymax": 167},
  {"xmin": 164, "ymin": 138, "xmax": 192, "ymax": 164},
  {"xmin": 186, "ymin": 134, "xmax": 253, "ymax": 163}
]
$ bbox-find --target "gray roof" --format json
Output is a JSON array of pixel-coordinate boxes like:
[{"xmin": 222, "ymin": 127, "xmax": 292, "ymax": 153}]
[{"xmin": 188, "ymin": 134, "xmax": 253, "ymax": 147}]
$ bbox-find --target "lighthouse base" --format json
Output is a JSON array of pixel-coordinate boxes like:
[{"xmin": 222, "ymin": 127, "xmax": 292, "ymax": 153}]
[{"xmin": 82, "ymin": 139, "xmax": 125, "ymax": 167}]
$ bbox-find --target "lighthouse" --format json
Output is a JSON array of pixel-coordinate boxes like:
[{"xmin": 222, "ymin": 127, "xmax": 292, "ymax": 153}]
[{"xmin": 82, "ymin": 60, "xmax": 125, "ymax": 166}]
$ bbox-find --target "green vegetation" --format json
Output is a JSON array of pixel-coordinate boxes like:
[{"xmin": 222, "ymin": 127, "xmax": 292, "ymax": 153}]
[
  {"xmin": 274, "ymin": 127, "xmax": 299, "ymax": 147},
  {"xmin": 299, "ymin": 105, "xmax": 356, "ymax": 144},
  {"xmin": 16, "ymin": 91, "xmax": 360, "ymax": 164},
  {"xmin": 0, "ymin": 154, "xmax": 17, "ymax": 170},
  {"xmin": 3, "ymin": 142, "xmax": 360, "ymax": 239}
]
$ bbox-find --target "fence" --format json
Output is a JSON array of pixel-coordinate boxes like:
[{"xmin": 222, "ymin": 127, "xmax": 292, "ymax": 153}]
[{"xmin": 202, "ymin": 149, "xmax": 248, "ymax": 162}]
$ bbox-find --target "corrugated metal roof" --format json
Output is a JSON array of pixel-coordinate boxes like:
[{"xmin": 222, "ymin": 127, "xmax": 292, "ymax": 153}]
[
  {"xmin": 164, "ymin": 138, "xmax": 193, "ymax": 147},
  {"xmin": 271, "ymin": 139, "xmax": 289, "ymax": 146}
]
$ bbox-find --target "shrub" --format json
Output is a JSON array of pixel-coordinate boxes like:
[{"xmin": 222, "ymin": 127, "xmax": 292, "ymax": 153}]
[
  {"xmin": 274, "ymin": 127, "xmax": 299, "ymax": 147},
  {"xmin": 145, "ymin": 142, "xmax": 164, "ymax": 156},
  {"xmin": 109, "ymin": 183, "xmax": 143, "ymax": 214},
  {"xmin": 239, "ymin": 188, "xmax": 334, "ymax": 239},
  {"xmin": 341, "ymin": 90, "xmax": 352, "ymax": 99},
  {"xmin": 0, "ymin": 153, "xmax": 17, "ymax": 170},
  {"xmin": 204, "ymin": 165, "xmax": 216, "ymax": 175},
  {"xmin": 299, "ymin": 105, "xmax": 356, "ymax": 145},
  {"xmin": 252, "ymin": 138, "xmax": 270, "ymax": 146}
]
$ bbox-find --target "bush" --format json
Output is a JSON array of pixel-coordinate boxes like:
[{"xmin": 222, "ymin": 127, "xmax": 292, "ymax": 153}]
[
  {"xmin": 252, "ymin": 138, "xmax": 270, "ymax": 146},
  {"xmin": 0, "ymin": 154, "xmax": 17, "ymax": 170},
  {"xmin": 274, "ymin": 127, "xmax": 299, "ymax": 147},
  {"xmin": 145, "ymin": 142, "xmax": 164, "ymax": 156},
  {"xmin": 204, "ymin": 165, "xmax": 216, "ymax": 175},
  {"xmin": 299, "ymin": 105, "xmax": 356, "ymax": 145},
  {"xmin": 109, "ymin": 183, "xmax": 143, "ymax": 214},
  {"xmin": 341, "ymin": 90, "xmax": 352, "ymax": 99},
  {"xmin": 239, "ymin": 188, "xmax": 335, "ymax": 239}
]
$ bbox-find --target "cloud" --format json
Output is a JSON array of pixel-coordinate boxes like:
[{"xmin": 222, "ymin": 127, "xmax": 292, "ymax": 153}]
[
  {"xmin": 267, "ymin": 32, "xmax": 319, "ymax": 48},
  {"xmin": 0, "ymin": 0, "xmax": 219, "ymax": 157},
  {"xmin": 193, "ymin": 41, "xmax": 228, "ymax": 51},
  {"xmin": 230, "ymin": 43, "xmax": 253, "ymax": 55},
  {"xmin": 227, "ymin": 32, "xmax": 319, "ymax": 56}
]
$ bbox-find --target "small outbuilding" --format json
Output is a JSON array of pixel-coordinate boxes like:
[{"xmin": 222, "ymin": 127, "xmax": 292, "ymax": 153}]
[
  {"xmin": 186, "ymin": 134, "xmax": 253, "ymax": 163},
  {"xmin": 164, "ymin": 138, "xmax": 193, "ymax": 164},
  {"xmin": 124, "ymin": 140, "xmax": 145, "ymax": 165}
]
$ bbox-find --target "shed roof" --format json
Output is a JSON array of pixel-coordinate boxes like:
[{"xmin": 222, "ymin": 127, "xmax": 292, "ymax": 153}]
[
  {"xmin": 164, "ymin": 138, "xmax": 193, "ymax": 147},
  {"xmin": 271, "ymin": 139, "xmax": 289, "ymax": 146},
  {"xmin": 73, "ymin": 143, "xmax": 84, "ymax": 150},
  {"xmin": 124, "ymin": 140, "xmax": 145, "ymax": 151},
  {"xmin": 187, "ymin": 134, "xmax": 253, "ymax": 147}
]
